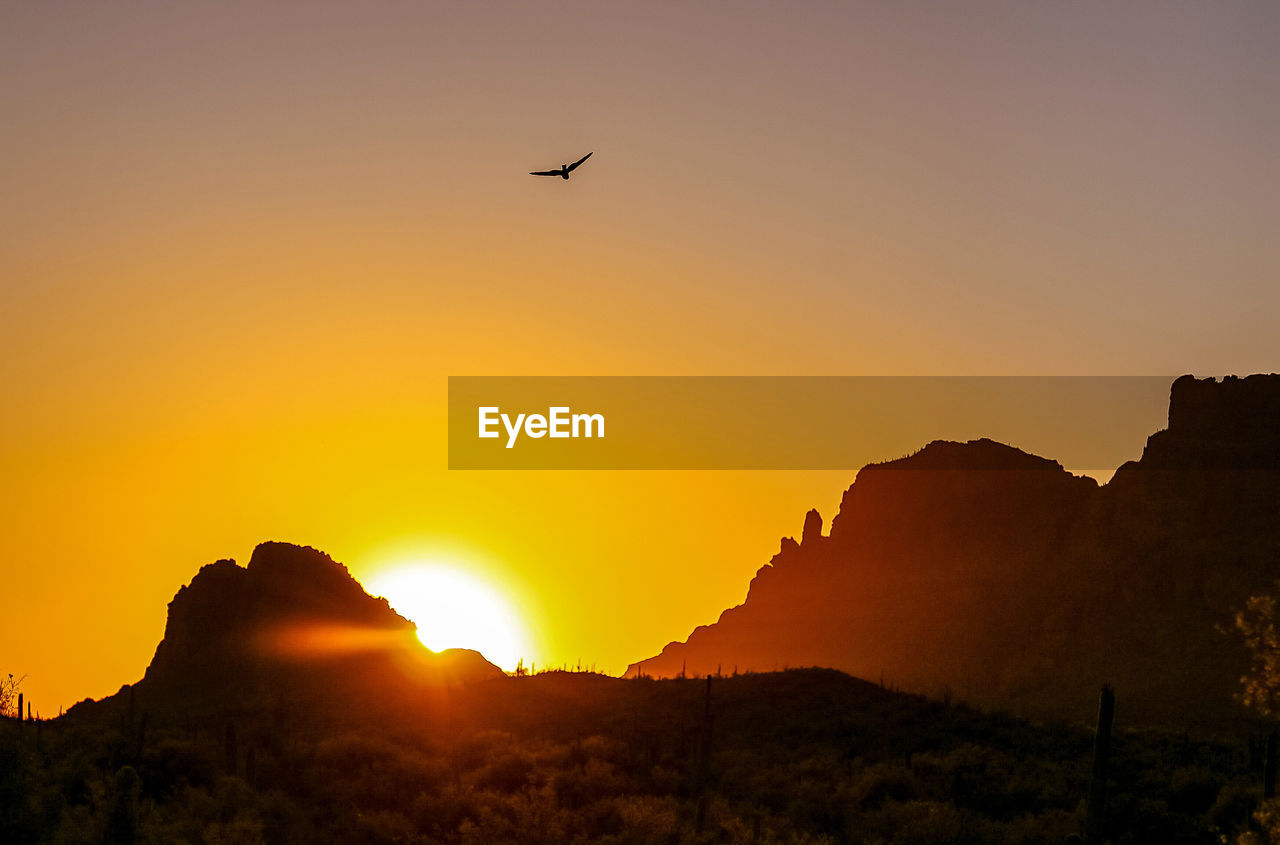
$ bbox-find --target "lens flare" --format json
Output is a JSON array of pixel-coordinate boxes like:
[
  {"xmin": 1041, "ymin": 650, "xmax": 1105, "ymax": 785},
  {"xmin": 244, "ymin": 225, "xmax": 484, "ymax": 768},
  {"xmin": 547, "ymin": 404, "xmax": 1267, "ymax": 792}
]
[{"xmin": 366, "ymin": 564, "xmax": 530, "ymax": 672}]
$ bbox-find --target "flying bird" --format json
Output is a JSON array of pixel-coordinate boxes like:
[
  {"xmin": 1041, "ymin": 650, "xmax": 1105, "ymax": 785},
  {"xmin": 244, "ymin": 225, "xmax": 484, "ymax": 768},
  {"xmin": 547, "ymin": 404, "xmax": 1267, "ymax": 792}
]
[{"xmin": 530, "ymin": 152, "xmax": 593, "ymax": 180}]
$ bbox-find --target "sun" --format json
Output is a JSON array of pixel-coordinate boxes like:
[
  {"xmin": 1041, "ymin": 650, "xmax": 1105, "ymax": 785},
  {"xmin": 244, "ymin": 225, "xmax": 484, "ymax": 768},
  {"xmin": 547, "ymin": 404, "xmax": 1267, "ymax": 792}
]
[{"xmin": 366, "ymin": 564, "xmax": 530, "ymax": 672}]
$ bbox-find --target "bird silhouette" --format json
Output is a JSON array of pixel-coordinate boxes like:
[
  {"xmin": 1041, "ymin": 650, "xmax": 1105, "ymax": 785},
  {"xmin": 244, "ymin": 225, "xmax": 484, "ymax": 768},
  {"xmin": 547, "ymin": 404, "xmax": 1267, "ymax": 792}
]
[{"xmin": 530, "ymin": 152, "xmax": 593, "ymax": 180}]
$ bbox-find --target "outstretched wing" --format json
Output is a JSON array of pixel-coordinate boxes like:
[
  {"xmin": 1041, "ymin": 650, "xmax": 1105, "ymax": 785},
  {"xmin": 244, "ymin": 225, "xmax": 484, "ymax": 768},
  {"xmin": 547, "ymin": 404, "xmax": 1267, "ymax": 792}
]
[
  {"xmin": 529, "ymin": 169, "xmax": 561, "ymax": 176},
  {"xmin": 565, "ymin": 151, "xmax": 593, "ymax": 172}
]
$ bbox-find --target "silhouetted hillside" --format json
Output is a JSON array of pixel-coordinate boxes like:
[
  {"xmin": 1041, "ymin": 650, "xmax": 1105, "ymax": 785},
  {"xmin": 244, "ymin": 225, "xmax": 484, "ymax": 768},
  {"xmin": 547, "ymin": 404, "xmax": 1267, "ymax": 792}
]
[
  {"xmin": 5, "ymin": 669, "xmax": 1264, "ymax": 843},
  {"xmin": 628, "ymin": 374, "xmax": 1280, "ymax": 730}
]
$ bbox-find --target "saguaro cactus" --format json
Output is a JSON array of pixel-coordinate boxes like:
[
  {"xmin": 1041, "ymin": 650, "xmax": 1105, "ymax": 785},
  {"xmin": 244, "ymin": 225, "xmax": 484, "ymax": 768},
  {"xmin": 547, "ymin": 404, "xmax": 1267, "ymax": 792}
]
[
  {"xmin": 699, "ymin": 675, "xmax": 714, "ymax": 777},
  {"xmin": 225, "ymin": 721, "xmax": 238, "ymax": 777},
  {"xmin": 135, "ymin": 712, "xmax": 149, "ymax": 760},
  {"xmin": 1265, "ymin": 731, "xmax": 1277, "ymax": 799},
  {"xmin": 1085, "ymin": 685, "xmax": 1115, "ymax": 845},
  {"xmin": 695, "ymin": 675, "xmax": 714, "ymax": 835}
]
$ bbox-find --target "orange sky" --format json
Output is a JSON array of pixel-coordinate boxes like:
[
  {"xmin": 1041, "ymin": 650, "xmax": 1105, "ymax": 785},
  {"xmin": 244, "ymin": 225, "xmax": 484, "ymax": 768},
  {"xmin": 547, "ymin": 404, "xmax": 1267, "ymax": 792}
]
[{"xmin": 2, "ymin": 1, "xmax": 1278, "ymax": 712}]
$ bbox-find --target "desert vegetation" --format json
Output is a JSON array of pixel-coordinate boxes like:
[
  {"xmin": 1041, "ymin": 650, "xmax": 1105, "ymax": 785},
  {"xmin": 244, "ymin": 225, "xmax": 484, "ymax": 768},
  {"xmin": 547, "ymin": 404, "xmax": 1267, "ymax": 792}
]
[{"xmin": 3, "ymin": 669, "xmax": 1277, "ymax": 844}]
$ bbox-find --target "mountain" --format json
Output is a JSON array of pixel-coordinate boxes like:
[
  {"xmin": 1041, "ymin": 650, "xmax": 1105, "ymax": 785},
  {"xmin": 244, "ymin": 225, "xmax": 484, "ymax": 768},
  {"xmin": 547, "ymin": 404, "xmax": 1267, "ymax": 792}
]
[
  {"xmin": 109, "ymin": 541, "xmax": 501, "ymax": 713},
  {"xmin": 628, "ymin": 374, "xmax": 1280, "ymax": 729}
]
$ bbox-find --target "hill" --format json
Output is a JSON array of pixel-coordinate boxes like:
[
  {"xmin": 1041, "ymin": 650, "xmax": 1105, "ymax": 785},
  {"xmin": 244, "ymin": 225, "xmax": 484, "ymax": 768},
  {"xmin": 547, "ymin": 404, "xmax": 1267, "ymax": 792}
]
[
  {"xmin": 100, "ymin": 541, "xmax": 501, "ymax": 717},
  {"xmin": 3, "ymin": 669, "xmax": 1264, "ymax": 843},
  {"xmin": 628, "ymin": 374, "xmax": 1280, "ymax": 729}
]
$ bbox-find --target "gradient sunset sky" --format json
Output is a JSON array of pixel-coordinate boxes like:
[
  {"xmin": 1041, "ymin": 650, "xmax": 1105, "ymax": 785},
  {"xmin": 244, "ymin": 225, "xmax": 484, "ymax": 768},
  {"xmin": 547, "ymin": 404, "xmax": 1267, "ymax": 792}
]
[{"xmin": 2, "ymin": 2, "xmax": 1277, "ymax": 712}]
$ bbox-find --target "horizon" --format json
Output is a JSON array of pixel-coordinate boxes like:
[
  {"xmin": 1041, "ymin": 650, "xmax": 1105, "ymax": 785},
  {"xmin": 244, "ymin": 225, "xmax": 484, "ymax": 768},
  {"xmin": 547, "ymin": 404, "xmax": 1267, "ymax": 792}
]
[{"xmin": 4, "ymin": 1, "xmax": 1279, "ymax": 715}]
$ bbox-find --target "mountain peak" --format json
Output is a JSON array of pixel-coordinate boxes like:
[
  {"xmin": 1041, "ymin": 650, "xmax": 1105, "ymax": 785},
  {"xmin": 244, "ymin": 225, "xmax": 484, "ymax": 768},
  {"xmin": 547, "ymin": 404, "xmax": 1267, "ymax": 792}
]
[
  {"xmin": 139, "ymin": 542, "xmax": 502, "ymax": 709},
  {"xmin": 801, "ymin": 509, "xmax": 824, "ymax": 545},
  {"xmin": 1134, "ymin": 373, "xmax": 1280, "ymax": 469},
  {"xmin": 869, "ymin": 437, "xmax": 1067, "ymax": 473}
]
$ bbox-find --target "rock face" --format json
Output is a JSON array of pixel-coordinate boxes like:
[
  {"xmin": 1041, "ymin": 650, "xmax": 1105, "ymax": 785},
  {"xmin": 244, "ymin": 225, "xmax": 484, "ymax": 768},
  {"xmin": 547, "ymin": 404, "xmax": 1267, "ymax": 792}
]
[
  {"xmin": 628, "ymin": 375, "xmax": 1280, "ymax": 729},
  {"xmin": 139, "ymin": 542, "xmax": 502, "ymax": 709}
]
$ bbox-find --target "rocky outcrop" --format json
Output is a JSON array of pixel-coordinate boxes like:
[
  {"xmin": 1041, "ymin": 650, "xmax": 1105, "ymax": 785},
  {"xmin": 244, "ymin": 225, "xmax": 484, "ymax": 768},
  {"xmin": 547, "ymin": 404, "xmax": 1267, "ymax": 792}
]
[
  {"xmin": 801, "ymin": 509, "xmax": 824, "ymax": 546},
  {"xmin": 138, "ymin": 542, "xmax": 502, "ymax": 710},
  {"xmin": 628, "ymin": 375, "xmax": 1280, "ymax": 729}
]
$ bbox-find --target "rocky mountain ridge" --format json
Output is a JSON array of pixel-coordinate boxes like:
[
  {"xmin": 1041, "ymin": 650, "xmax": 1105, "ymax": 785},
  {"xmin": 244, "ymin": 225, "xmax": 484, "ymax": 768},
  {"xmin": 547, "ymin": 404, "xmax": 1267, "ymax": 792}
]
[{"xmin": 628, "ymin": 374, "xmax": 1280, "ymax": 728}]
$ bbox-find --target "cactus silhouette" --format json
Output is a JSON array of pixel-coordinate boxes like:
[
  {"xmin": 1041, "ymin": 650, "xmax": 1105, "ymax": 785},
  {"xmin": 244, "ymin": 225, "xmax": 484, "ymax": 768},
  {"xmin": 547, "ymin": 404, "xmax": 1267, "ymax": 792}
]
[
  {"xmin": 695, "ymin": 675, "xmax": 714, "ymax": 835},
  {"xmin": 1266, "ymin": 731, "xmax": 1277, "ymax": 799},
  {"xmin": 1085, "ymin": 685, "xmax": 1115, "ymax": 845},
  {"xmin": 225, "ymin": 721, "xmax": 238, "ymax": 777}
]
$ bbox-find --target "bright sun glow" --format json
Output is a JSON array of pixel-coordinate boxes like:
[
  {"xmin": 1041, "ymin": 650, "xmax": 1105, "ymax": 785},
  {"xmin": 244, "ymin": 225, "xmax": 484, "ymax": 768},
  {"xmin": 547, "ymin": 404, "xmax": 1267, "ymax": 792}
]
[{"xmin": 366, "ymin": 564, "xmax": 530, "ymax": 672}]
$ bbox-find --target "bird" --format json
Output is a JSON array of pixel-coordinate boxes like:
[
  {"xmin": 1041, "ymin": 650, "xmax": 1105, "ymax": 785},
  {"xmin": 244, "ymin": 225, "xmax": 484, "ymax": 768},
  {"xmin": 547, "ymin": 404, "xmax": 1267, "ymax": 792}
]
[{"xmin": 530, "ymin": 152, "xmax": 593, "ymax": 180}]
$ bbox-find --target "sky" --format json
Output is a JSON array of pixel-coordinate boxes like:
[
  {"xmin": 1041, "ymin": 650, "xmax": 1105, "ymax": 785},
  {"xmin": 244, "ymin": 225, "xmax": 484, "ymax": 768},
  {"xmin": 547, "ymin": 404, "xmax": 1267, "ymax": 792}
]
[{"xmin": 2, "ymin": 1, "xmax": 1277, "ymax": 712}]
